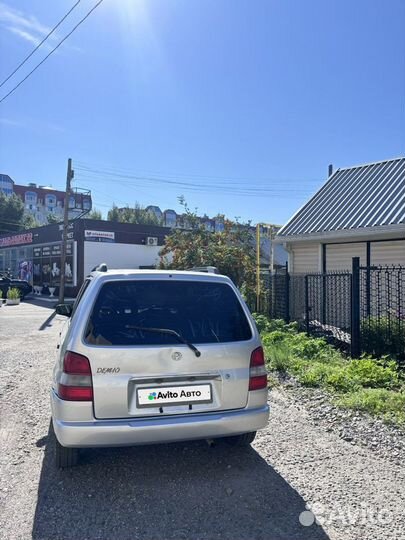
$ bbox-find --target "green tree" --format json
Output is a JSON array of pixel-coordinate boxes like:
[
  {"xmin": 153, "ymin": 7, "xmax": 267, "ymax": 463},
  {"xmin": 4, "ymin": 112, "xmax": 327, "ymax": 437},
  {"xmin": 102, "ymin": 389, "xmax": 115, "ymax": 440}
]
[
  {"xmin": 47, "ymin": 213, "xmax": 60, "ymax": 224},
  {"xmin": 87, "ymin": 208, "xmax": 103, "ymax": 220},
  {"xmin": 159, "ymin": 199, "xmax": 256, "ymax": 303},
  {"xmin": 23, "ymin": 214, "xmax": 42, "ymax": 229},
  {"xmin": 107, "ymin": 203, "xmax": 121, "ymax": 222},
  {"xmin": 0, "ymin": 192, "xmax": 25, "ymax": 234},
  {"xmin": 107, "ymin": 202, "xmax": 163, "ymax": 226}
]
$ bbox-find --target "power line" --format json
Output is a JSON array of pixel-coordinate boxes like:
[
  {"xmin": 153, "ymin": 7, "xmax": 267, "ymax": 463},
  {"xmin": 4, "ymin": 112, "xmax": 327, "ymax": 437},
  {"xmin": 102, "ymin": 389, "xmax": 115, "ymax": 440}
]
[
  {"xmin": 75, "ymin": 167, "xmax": 319, "ymax": 190},
  {"xmin": 0, "ymin": 0, "xmax": 105, "ymax": 104},
  {"xmin": 75, "ymin": 175, "xmax": 314, "ymax": 200},
  {"xmin": 75, "ymin": 170, "xmax": 317, "ymax": 195},
  {"xmin": 0, "ymin": 0, "xmax": 81, "ymax": 90},
  {"xmin": 75, "ymin": 161, "xmax": 322, "ymax": 185}
]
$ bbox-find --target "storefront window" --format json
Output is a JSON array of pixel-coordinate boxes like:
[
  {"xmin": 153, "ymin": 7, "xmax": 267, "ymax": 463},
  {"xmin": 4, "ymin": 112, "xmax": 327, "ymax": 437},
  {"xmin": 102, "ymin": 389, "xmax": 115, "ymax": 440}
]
[
  {"xmin": 16, "ymin": 247, "xmax": 34, "ymax": 282},
  {"xmin": 0, "ymin": 242, "xmax": 74, "ymax": 286},
  {"xmin": 33, "ymin": 242, "xmax": 73, "ymax": 287}
]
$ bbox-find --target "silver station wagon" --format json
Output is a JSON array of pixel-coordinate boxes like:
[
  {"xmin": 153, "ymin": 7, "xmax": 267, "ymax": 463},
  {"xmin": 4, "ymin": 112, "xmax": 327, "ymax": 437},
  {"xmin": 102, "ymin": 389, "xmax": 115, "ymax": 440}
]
[{"xmin": 51, "ymin": 267, "xmax": 269, "ymax": 468}]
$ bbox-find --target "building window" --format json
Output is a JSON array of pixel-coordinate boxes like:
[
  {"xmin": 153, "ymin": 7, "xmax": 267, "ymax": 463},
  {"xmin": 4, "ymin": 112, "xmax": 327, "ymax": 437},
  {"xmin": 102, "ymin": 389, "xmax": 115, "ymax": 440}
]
[
  {"xmin": 164, "ymin": 211, "xmax": 177, "ymax": 227},
  {"xmin": 45, "ymin": 194, "xmax": 56, "ymax": 207},
  {"xmin": 25, "ymin": 191, "xmax": 37, "ymax": 204},
  {"xmin": 0, "ymin": 176, "xmax": 13, "ymax": 195}
]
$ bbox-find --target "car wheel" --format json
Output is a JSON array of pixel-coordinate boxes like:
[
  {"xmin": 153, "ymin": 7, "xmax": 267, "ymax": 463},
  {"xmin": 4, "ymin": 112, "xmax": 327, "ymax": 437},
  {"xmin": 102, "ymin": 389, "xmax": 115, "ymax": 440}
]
[
  {"xmin": 223, "ymin": 431, "xmax": 257, "ymax": 447},
  {"xmin": 55, "ymin": 438, "xmax": 79, "ymax": 468}
]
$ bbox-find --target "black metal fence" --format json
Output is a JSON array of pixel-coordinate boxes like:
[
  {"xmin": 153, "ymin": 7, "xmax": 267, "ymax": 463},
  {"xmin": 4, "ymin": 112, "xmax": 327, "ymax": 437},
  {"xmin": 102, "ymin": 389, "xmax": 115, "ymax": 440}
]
[
  {"xmin": 359, "ymin": 265, "xmax": 405, "ymax": 361},
  {"xmin": 261, "ymin": 259, "xmax": 405, "ymax": 362}
]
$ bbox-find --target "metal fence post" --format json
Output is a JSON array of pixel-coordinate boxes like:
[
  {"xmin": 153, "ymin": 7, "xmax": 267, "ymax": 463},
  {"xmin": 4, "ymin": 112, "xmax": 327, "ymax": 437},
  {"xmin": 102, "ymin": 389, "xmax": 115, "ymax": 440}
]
[
  {"xmin": 351, "ymin": 257, "xmax": 361, "ymax": 358},
  {"xmin": 285, "ymin": 262, "xmax": 290, "ymax": 323},
  {"xmin": 366, "ymin": 242, "xmax": 371, "ymax": 316},
  {"xmin": 321, "ymin": 274, "xmax": 326, "ymax": 325},
  {"xmin": 304, "ymin": 275, "xmax": 310, "ymax": 334}
]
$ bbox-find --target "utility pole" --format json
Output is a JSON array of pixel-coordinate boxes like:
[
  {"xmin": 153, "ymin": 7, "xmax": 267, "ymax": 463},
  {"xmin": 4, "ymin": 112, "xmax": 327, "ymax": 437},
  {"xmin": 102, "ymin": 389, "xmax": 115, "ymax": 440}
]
[
  {"xmin": 256, "ymin": 224, "xmax": 261, "ymax": 312},
  {"xmin": 256, "ymin": 222, "xmax": 280, "ymax": 315},
  {"xmin": 269, "ymin": 224, "xmax": 274, "ymax": 275},
  {"xmin": 58, "ymin": 158, "xmax": 74, "ymax": 303}
]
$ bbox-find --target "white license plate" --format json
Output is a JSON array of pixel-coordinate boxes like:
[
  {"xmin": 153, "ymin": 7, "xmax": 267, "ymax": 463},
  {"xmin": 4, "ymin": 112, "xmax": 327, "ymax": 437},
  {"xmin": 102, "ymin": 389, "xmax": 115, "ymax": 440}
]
[{"xmin": 137, "ymin": 384, "xmax": 212, "ymax": 407}]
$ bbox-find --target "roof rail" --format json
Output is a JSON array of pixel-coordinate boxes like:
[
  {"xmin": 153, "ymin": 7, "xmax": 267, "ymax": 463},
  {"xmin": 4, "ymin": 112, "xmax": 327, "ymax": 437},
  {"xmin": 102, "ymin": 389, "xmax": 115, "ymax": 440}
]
[
  {"xmin": 188, "ymin": 266, "xmax": 219, "ymax": 274},
  {"xmin": 91, "ymin": 263, "xmax": 108, "ymax": 272}
]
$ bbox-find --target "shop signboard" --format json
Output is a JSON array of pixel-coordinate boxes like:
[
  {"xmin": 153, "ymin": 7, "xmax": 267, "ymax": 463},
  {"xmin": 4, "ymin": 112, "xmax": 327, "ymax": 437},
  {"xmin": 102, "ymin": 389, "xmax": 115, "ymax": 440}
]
[{"xmin": 84, "ymin": 230, "xmax": 115, "ymax": 242}]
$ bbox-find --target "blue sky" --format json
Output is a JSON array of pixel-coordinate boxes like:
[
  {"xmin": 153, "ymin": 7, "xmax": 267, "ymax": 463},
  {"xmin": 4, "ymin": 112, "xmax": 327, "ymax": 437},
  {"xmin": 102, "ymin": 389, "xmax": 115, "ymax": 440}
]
[{"xmin": 0, "ymin": 0, "xmax": 404, "ymax": 224}]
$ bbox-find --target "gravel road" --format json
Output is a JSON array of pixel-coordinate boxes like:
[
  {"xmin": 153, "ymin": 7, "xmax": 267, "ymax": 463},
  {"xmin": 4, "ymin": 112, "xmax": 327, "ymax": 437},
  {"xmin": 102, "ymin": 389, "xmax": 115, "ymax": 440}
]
[{"xmin": 1, "ymin": 301, "xmax": 405, "ymax": 540}]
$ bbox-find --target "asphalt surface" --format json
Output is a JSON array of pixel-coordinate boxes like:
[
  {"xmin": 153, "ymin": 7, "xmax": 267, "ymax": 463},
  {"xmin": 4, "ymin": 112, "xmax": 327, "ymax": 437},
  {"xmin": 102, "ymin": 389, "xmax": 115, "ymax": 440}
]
[{"xmin": 1, "ymin": 301, "xmax": 404, "ymax": 540}]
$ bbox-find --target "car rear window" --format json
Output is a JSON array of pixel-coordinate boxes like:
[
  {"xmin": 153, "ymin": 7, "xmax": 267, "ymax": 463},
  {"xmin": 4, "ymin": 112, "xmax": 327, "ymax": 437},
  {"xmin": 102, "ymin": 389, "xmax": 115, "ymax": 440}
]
[{"xmin": 84, "ymin": 280, "xmax": 252, "ymax": 346}]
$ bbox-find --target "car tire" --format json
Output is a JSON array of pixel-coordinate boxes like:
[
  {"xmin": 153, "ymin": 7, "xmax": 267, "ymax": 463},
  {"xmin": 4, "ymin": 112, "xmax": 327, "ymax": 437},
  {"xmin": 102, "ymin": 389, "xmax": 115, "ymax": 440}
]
[
  {"xmin": 55, "ymin": 438, "xmax": 79, "ymax": 469},
  {"xmin": 223, "ymin": 431, "xmax": 257, "ymax": 447}
]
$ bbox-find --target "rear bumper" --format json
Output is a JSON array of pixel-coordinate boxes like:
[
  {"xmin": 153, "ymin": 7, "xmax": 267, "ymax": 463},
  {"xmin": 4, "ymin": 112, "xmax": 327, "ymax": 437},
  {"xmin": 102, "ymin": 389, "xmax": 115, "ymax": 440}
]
[{"xmin": 51, "ymin": 391, "xmax": 269, "ymax": 448}]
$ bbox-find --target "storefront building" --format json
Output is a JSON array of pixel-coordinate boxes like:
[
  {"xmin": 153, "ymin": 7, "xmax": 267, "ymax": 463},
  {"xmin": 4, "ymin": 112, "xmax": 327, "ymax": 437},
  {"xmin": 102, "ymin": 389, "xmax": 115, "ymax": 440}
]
[{"xmin": 0, "ymin": 220, "xmax": 170, "ymax": 296}]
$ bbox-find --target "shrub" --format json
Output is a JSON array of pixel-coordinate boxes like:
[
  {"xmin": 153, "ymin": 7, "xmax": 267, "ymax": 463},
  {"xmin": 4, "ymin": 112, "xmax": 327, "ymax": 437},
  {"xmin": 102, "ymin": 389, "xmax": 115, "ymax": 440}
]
[
  {"xmin": 252, "ymin": 314, "xmax": 272, "ymax": 333},
  {"xmin": 297, "ymin": 363, "xmax": 330, "ymax": 387},
  {"xmin": 252, "ymin": 314, "xmax": 299, "ymax": 335},
  {"xmin": 324, "ymin": 367, "xmax": 360, "ymax": 392},
  {"xmin": 261, "ymin": 330, "xmax": 289, "ymax": 346},
  {"xmin": 361, "ymin": 316, "xmax": 405, "ymax": 359},
  {"xmin": 288, "ymin": 332, "xmax": 335, "ymax": 361},
  {"xmin": 345, "ymin": 357, "xmax": 399, "ymax": 389},
  {"xmin": 7, "ymin": 287, "xmax": 20, "ymax": 300}
]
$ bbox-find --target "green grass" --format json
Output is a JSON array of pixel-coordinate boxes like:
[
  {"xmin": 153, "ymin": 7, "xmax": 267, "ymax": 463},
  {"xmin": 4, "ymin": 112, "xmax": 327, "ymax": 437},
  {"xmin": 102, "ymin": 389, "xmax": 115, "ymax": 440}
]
[
  {"xmin": 265, "ymin": 342, "xmax": 291, "ymax": 372},
  {"xmin": 253, "ymin": 314, "xmax": 404, "ymax": 427},
  {"xmin": 335, "ymin": 388, "xmax": 405, "ymax": 425}
]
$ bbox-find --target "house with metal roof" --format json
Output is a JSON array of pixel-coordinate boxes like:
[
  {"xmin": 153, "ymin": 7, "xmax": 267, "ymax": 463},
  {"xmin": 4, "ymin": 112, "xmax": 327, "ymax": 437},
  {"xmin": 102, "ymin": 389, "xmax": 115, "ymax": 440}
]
[{"xmin": 275, "ymin": 157, "xmax": 405, "ymax": 272}]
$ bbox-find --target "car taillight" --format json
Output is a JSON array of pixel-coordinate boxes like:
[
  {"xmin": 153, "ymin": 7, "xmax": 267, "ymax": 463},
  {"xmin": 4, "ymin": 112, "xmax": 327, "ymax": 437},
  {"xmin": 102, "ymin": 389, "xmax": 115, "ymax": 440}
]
[
  {"xmin": 58, "ymin": 351, "xmax": 93, "ymax": 401},
  {"xmin": 249, "ymin": 347, "xmax": 267, "ymax": 391}
]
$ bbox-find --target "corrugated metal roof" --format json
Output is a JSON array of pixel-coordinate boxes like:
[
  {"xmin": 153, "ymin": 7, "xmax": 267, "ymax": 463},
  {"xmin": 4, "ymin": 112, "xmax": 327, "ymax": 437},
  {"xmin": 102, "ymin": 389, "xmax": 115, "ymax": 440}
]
[{"xmin": 278, "ymin": 157, "xmax": 405, "ymax": 237}]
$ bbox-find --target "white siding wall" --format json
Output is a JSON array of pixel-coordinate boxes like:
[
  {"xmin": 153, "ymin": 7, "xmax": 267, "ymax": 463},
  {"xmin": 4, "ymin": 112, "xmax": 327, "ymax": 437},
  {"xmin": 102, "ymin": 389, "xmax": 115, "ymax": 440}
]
[
  {"xmin": 83, "ymin": 242, "xmax": 161, "ymax": 277},
  {"xmin": 325, "ymin": 243, "xmax": 367, "ymax": 271},
  {"xmin": 292, "ymin": 239, "xmax": 405, "ymax": 273},
  {"xmin": 290, "ymin": 244, "xmax": 320, "ymax": 273},
  {"xmin": 371, "ymin": 240, "xmax": 405, "ymax": 266}
]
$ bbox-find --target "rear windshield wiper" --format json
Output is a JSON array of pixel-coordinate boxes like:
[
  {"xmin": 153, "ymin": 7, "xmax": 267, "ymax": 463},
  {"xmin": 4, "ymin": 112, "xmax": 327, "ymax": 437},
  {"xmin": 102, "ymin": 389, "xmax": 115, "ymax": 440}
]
[{"xmin": 125, "ymin": 325, "xmax": 201, "ymax": 357}]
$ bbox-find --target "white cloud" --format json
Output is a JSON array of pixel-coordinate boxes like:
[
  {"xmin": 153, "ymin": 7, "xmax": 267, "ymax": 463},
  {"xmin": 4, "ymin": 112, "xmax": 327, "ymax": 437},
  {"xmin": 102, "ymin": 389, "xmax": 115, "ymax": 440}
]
[
  {"xmin": 0, "ymin": 1, "xmax": 61, "ymax": 52},
  {"xmin": 0, "ymin": 1, "xmax": 84, "ymax": 56},
  {"xmin": 0, "ymin": 2, "xmax": 51, "ymax": 37},
  {"xmin": 0, "ymin": 117, "xmax": 24, "ymax": 127},
  {"xmin": 7, "ymin": 26, "xmax": 42, "ymax": 46}
]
